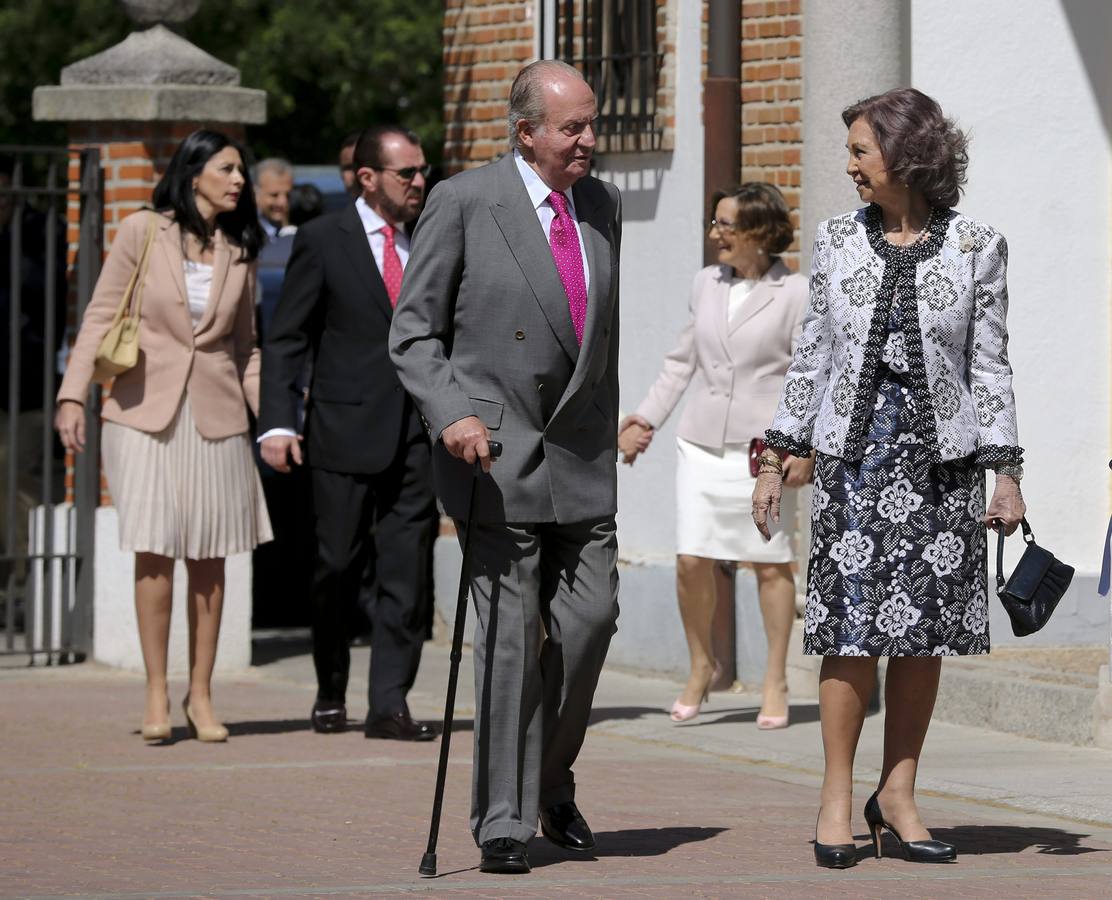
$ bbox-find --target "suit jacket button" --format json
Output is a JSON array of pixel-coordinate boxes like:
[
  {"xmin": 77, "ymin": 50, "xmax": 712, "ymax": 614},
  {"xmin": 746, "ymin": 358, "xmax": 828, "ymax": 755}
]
[{"xmin": 515, "ymin": 330, "xmax": 525, "ymax": 340}]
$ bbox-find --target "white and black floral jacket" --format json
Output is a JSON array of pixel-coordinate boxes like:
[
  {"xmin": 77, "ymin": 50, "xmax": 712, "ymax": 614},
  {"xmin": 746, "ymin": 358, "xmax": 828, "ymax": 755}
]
[{"xmin": 766, "ymin": 205, "xmax": 1021, "ymax": 466}]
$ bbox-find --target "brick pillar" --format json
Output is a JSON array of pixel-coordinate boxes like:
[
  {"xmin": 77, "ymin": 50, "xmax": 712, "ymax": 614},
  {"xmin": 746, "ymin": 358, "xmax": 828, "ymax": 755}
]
[
  {"xmin": 443, "ymin": 1, "xmax": 536, "ymax": 173},
  {"xmin": 740, "ymin": 0, "xmax": 803, "ymax": 269}
]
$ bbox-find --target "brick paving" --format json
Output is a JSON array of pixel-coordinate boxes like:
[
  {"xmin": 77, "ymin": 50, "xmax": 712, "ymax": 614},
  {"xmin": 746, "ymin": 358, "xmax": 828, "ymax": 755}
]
[{"xmin": 3, "ymin": 644, "xmax": 1112, "ymax": 899}]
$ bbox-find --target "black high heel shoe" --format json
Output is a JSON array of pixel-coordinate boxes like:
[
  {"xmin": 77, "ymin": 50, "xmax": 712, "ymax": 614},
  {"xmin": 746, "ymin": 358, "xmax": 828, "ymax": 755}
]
[
  {"xmin": 863, "ymin": 792, "xmax": 956, "ymax": 862},
  {"xmin": 813, "ymin": 839, "xmax": 858, "ymax": 869},
  {"xmin": 813, "ymin": 813, "xmax": 857, "ymax": 869}
]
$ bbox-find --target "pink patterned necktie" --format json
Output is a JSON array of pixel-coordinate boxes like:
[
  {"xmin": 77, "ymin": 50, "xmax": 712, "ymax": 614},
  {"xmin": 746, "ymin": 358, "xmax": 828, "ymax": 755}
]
[
  {"xmin": 547, "ymin": 190, "xmax": 587, "ymax": 345},
  {"xmin": 381, "ymin": 223, "xmax": 403, "ymax": 307}
]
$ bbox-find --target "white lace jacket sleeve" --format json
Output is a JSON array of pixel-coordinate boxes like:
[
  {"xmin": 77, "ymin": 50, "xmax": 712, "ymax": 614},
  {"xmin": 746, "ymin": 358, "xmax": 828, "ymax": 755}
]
[
  {"xmin": 968, "ymin": 230, "xmax": 1022, "ymax": 466},
  {"xmin": 765, "ymin": 223, "xmax": 833, "ymax": 456}
]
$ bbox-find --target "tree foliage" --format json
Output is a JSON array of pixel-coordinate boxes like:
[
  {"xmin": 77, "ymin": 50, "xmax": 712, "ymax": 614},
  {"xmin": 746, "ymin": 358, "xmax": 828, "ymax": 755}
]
[{"xmin": 0, "ymin": 0, "xmax": 444, "ymax": 164}]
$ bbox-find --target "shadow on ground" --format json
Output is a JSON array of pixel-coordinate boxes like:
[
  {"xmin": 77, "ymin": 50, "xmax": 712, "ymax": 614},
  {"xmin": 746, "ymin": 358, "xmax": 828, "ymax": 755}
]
[
  {"xmin": 530, "ymin": 826, "xmax": 728, "ymax": 868},
  {"xmin": 924, "ymin": 825, "xmax": 1109, "ymax": 856}
]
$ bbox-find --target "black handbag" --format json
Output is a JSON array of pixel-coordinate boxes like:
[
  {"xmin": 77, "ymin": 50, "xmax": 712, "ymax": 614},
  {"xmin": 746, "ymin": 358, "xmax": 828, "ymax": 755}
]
[{"xmin": 994, "ymin": 518, "xmax": 1075, "ymax": 637}]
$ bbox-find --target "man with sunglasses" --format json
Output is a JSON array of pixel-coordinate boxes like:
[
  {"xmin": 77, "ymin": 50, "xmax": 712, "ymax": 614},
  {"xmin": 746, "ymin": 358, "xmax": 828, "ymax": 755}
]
[{"xmin": 259, "ymin": 125, "xmax": 439, "ymax": 742}]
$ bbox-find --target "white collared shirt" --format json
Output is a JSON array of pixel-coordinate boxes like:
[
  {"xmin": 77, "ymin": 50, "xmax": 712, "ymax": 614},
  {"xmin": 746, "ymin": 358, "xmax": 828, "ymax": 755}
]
[
  {"xmin": 513, "ymin": 150, "xmax": 590, "ymax": 294},
  {"xmin": 355, "ymin": 196, "xmax": 412, "ymax": 273}
]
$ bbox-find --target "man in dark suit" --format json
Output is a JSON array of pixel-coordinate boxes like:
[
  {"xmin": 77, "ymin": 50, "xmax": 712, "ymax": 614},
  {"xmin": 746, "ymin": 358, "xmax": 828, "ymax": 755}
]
[
  {"xmin": 259, "ymin": 125, "xmax": 438, "ymax": 741},
  {"xmin": 390, "ymin": 61, "xmax": 622, "ymax": 873}
]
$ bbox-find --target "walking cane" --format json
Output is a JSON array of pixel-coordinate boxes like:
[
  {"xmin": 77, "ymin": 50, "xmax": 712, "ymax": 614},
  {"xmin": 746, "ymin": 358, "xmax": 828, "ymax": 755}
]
[{"xmin": 419, "ymin": 439, "xmax": 502, "ymax": 878}]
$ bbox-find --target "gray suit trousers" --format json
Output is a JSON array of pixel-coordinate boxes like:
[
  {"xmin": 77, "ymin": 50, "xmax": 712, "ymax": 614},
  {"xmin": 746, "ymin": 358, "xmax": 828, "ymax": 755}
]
[{"xmin": 459, "ymin": 516, "xmax": 620, "ymax": 845}]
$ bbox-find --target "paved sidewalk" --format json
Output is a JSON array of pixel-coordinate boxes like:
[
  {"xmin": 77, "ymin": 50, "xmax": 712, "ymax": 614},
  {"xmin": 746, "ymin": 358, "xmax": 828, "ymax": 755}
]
[{"xmin": 3, "ymin": 637, "xmax": 1112, "ymax": 899}]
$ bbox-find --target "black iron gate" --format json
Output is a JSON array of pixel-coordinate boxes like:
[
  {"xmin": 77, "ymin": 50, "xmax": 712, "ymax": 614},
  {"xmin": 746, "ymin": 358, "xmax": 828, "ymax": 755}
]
[{"xmin": 1, "ymin": 145, "xmax": 103, "ymax": 664}]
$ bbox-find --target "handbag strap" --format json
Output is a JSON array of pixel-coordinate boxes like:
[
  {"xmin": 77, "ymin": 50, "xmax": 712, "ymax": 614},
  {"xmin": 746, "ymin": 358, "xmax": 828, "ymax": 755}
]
[
  {"xmin": 109, "ymin": 213, "xmax": 158, "ymax": 327},
  {"xmin": 994, "ymin": 516, "xmax": 1034, "ymax": 592}
]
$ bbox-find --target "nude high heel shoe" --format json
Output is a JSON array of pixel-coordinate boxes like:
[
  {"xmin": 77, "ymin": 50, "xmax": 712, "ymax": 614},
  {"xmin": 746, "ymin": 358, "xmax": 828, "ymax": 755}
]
[
  {"xmin": 183, "ymin": 697, "xmax": 229, "ymax": 743},
  {"xmin": 141, "ymin": 698, "xmax": 171, "ymax": 742},
  {"xmin": 757, "ymin": 685, "xmax": 790, "ymax": 730}
]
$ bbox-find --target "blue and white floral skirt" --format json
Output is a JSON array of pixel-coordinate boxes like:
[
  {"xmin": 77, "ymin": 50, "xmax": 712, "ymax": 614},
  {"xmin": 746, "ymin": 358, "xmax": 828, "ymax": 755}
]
[{"xmin": 803, "ymin": 372, "xmax": 988, "ymax": 657}]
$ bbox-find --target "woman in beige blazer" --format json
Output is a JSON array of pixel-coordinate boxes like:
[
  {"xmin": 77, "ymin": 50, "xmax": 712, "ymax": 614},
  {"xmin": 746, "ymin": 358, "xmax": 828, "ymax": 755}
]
[
  {"xmin": 621, "ymin": 183, "xmax": 812, "ymax": 724},
  {"xmin": 55, "ymin": 130, "xmax": 272, "ymax": 743}
]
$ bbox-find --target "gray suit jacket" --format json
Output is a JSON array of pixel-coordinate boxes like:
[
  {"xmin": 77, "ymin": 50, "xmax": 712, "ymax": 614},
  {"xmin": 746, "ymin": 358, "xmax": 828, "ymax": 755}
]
[{"xmin": 389, "ymin": 152, "xmax": 622, "ymax": 523}]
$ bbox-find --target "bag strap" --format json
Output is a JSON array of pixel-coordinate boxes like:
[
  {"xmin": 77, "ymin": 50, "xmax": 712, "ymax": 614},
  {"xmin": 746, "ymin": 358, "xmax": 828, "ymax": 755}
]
[
  {"xmin": 127, "ymin": 214, "xmax": 159, "ymax": 322},
  {"xmin": 108, "ymin": 213, "xmax": 158, "ymax": 329},
  {"xmin": 994, "ymin": 516, "xmax": 1034, "ymax": 592}
]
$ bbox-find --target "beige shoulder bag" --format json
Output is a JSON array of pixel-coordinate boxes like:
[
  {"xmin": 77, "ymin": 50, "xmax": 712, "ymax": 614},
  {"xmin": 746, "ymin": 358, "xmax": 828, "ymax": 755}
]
[{"xmin": 92, "ymin": 214, "xmax": 158, "ymax": 383}]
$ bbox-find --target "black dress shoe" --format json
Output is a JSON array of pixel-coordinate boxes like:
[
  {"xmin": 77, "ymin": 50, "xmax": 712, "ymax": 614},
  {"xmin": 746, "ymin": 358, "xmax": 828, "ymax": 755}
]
[
  {"xmin": 479, "ymin": 837, "xmax": 530, "ymax": 874},
  {"xmin": 310, "ymin": 700, "xmax": 347, "ymax": 734},
  {"xmin": 364, "ymin": 711, "xmax": 437, "ymax": 741},
  {"xmin": 540, "ymin": 801, "xmax": 595, "ymax": 852}
]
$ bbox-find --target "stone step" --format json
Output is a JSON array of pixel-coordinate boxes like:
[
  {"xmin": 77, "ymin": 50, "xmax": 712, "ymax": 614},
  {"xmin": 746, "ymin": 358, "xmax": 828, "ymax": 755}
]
[{"xmin": 780, "ymin": 619, "xmax": 1111, "ymax": 747}]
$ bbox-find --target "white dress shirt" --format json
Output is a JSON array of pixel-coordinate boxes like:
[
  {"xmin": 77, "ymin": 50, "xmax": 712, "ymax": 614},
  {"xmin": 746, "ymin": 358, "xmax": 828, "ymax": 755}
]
[
  {"xmin": 259, "ymin": 198, "xmax": 412, "ymax": 444},
  {"xmin": 513, "ymin": 150, "xmax": 590, "ymax": 294},
  {"xmin": 355, "ymin": 196, "xmax": 412, "ymax": 271}
]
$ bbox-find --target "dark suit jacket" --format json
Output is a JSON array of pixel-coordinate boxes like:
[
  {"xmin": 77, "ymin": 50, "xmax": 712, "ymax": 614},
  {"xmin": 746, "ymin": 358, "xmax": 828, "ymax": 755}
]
[
  {"xmin": 389, "ymin": 152, "xmax": 622, "ymax": 523},
  {"xmin": 260, "ymin": 204, "xmax": 421, "ymax": 474}
]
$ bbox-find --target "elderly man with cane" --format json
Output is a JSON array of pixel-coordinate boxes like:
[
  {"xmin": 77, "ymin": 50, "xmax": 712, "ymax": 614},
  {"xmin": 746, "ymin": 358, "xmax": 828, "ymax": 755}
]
[{"xmin": 391, "ymin": 59, "xmax": 623, "ymax": 875}]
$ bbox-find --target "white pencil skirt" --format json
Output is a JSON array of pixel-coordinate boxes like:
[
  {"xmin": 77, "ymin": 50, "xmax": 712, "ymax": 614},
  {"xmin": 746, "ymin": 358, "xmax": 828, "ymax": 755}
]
[
  {"xmin": 674, "ymin": 437, "xmax": 794, "ymax": 563},
  {"xmin": 101, "ymin": 398, "xmax": 273, "ymax": 560}
]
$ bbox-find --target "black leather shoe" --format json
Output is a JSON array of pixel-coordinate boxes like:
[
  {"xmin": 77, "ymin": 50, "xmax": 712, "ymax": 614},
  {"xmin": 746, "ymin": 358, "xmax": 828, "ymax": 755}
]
[
  {"xmin": 864, "ymin": 791, "xmax": 956, "ymax": 862},
  {"xmin": 540, "ymin": 801, "xmax": 595, "ymax": 852},
  {"xmin": 310, "ymin": 700, "xmax": 347, "ymax": 734},
  {"xmin": 364, "ymin": 711, "xmax": 437, "ymax": 741},
  {"xmin": 479, "ymin": 838, "xmax": 530, "ymax": 874},
  {"xmin": 814, "ymin": 840, "xmax": 858, "ymax": 868}
]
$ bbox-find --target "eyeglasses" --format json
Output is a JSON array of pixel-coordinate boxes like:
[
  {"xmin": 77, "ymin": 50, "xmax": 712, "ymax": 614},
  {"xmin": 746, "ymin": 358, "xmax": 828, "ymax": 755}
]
[
  {"xmin": 708, "ymin": 217, "xmax": 740, "ymax": 233},
  {"xmin": 372, "ymin": 164, "xmax": 432, "ymax": 182}
]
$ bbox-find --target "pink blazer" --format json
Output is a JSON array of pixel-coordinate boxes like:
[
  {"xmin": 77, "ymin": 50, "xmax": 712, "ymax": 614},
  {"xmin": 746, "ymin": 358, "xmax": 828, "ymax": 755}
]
[
  {"xmin": 636, "ymin": 260, "xmax": 807, "ymax": 447},
  {"xmin": 58, "ymin": 210, "xmax": 260, "ymax": 439}
]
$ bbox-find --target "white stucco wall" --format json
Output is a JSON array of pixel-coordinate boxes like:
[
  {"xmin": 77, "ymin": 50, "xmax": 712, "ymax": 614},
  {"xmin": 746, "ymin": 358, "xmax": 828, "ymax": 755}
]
[{"xmin": 912, "ymin": 0, "xmax": 1111, "ymax": 635}]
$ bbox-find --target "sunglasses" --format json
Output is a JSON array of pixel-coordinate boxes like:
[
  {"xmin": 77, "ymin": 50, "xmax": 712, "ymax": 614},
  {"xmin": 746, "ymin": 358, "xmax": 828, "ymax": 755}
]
[{"xmin": 372, "ymin": 164, "xmax": 432, "ymax": 182}]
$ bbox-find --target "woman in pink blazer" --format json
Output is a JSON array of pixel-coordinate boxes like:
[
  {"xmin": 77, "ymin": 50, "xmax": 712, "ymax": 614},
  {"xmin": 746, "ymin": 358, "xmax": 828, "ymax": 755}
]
[
  {"xmin": 621, "ymin": 183, "xmax": 812, "ymax": 724},
  {"xmin": 55, "ymin": 131, "xmax": 272, "ymax": 743}
]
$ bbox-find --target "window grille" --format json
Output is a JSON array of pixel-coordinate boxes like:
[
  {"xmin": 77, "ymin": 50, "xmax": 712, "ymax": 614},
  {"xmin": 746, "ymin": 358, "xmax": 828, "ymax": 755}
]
[{"xmin": 544, "ymin": 0, "xmax": 663, "ymax": 153}]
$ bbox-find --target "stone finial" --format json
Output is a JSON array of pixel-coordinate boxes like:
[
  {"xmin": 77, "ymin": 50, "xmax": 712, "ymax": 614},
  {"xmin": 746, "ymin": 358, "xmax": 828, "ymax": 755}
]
[
  {"xmin": 120, "ymin": 0, "xmax": 203, "ymax": 25},
  {"xmin": 60, "ymin": 25, "xmax": 239, "ymax": 87}
]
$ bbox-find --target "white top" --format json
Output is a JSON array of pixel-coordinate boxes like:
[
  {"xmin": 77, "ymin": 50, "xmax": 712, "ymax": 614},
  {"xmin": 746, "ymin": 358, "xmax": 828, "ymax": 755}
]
[
  {"xmin": 512, "ymin": 149, "xmax": 590, "ymax": 293},
  {"xmin": 727, "ymin": 277, "xmax": 757, "ymax": 324},
  {"xmin": 183, "ymin": 260, "xmax": 213, "ymax": 329},
  {"xmin": 355, "ymin": 196, "xmax": 412, "ymax": 273}
]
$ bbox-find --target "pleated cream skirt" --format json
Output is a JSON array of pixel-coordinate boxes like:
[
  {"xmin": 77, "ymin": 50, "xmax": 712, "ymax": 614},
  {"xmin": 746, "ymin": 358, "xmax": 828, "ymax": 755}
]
[
  {"xmin": 675, "ymin": 437, "xmax": 794, "ymax": 563},
  {"xmin": 102, "ymin": 398, "xmax": 273, "ymax": 560}
]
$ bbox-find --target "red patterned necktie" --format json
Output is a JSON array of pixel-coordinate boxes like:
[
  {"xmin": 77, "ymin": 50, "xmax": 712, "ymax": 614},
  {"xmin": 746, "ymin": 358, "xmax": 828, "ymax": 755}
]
[
  {"xmin": 547, "ymin": 190, "xmax": 587, "ymax": 345},
  {"xmin": 381, "ymin": 223, "xmax": 403, "ymax": 307}
]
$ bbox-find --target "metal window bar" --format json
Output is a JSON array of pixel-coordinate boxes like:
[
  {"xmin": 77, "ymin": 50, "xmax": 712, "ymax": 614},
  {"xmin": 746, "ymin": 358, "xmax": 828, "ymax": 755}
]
[
  {"xmin": 550, "ymin": 0, "xmax": 662, "ymax": 153},
  {"xmin": 0, "ymin": 145, "xmax": 101, "ymax": 663}
]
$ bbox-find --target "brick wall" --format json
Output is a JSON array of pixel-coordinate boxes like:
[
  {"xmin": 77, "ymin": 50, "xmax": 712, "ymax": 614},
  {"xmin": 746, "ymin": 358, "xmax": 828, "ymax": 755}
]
[
  {"xmin": 443, "ymin": 1, "xmax": 676, "ymax": 171},
  {"xmin": 443, "ymin": 1, "xmax": 536, "ymax": 173},
  {"xmin": 739, "ymin": 0, "xmax": 803, "ymax": 268},
  {"xmin": 62, "ymin": 122, "xmax": 245, "ymax": 504}
]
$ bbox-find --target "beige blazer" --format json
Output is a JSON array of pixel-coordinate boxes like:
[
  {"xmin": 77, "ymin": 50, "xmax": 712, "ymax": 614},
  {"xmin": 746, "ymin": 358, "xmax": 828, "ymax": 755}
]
[
  {"xmin": 58, "ymin": 210, "xmax": 260, "ymax": 439},
  {"xmin": 636, "ymin": 260, "xmax": 808, "ymax": 447}
]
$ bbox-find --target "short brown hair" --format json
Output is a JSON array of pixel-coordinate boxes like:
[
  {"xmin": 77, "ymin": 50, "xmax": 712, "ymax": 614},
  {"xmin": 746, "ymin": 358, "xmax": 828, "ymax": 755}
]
[
  {"xmin": 711, "ymin": 182, "xmax": 794, "ymax": 255},
  {"xmin": 841, "ymin": 88, "xmax": 969, "ymax": 208},
  {"xmin": 353, "ymin": 124, "xmax": 421, "ymax": 171}
]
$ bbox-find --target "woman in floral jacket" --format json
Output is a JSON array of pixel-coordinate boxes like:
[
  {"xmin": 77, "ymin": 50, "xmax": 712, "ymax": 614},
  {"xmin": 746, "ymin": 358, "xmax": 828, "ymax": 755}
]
[{"xmin": 752, "ymin": 88, "xmax": 1025, "ymax": 869}]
